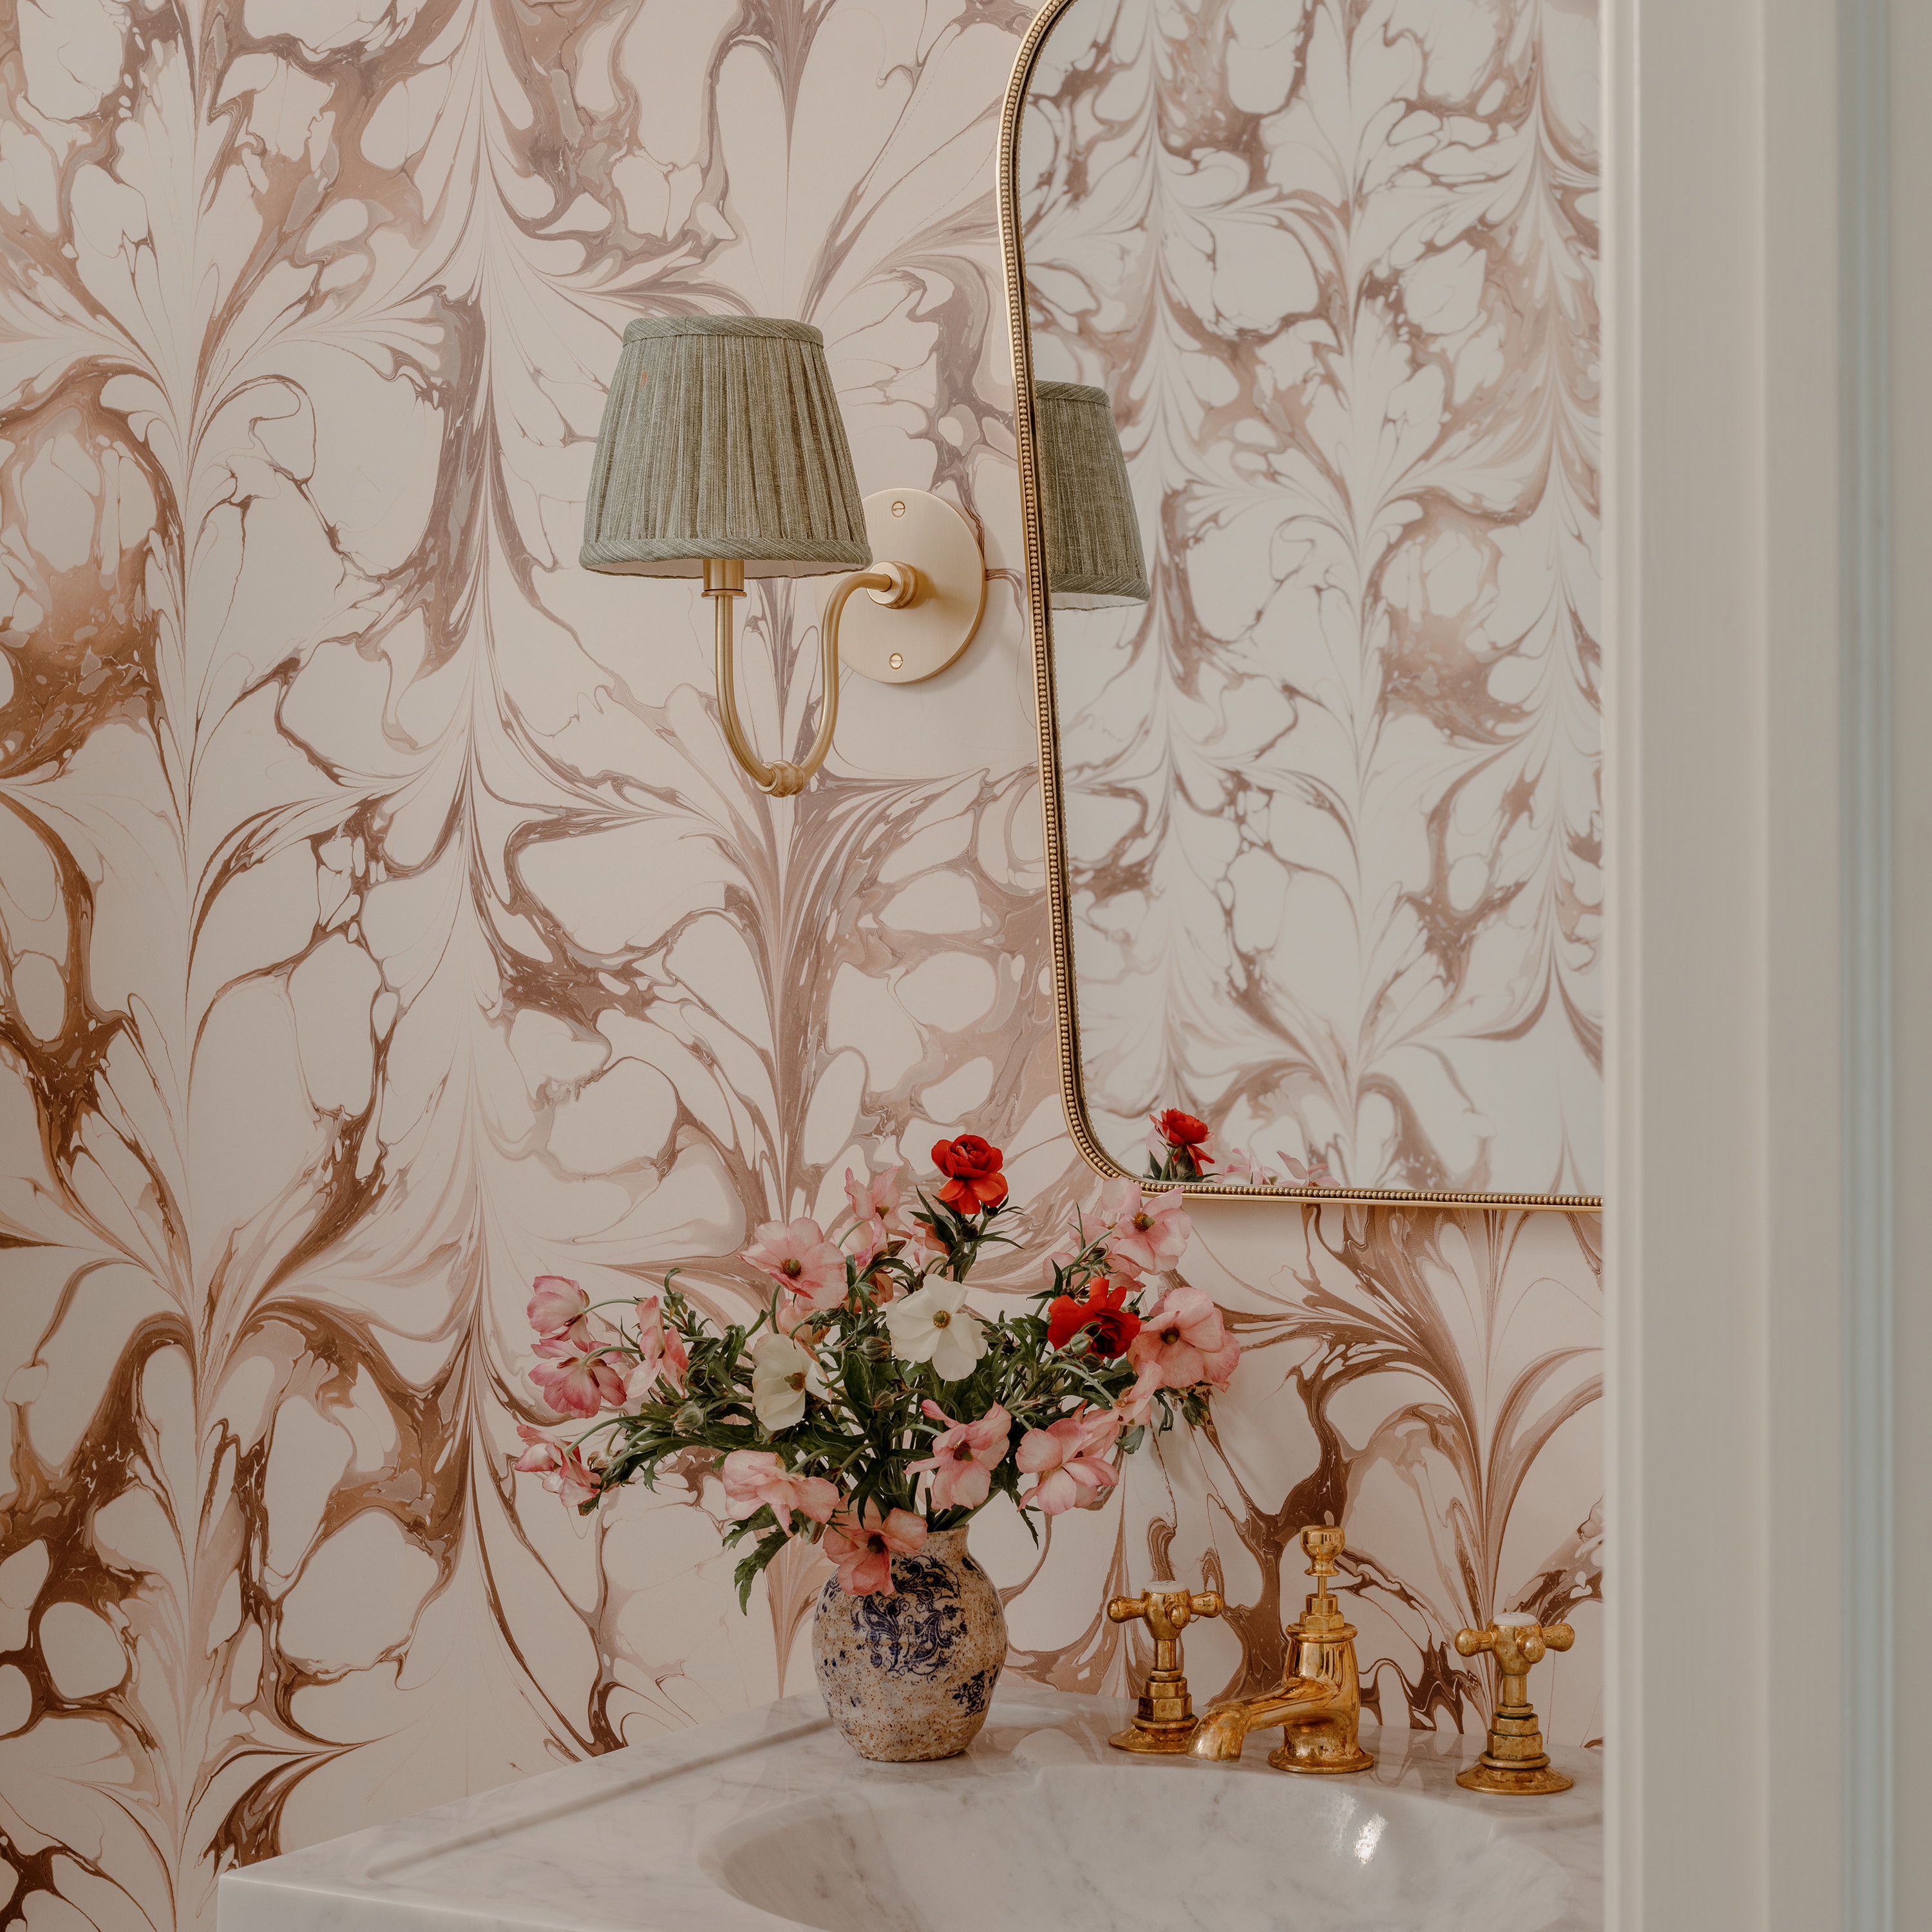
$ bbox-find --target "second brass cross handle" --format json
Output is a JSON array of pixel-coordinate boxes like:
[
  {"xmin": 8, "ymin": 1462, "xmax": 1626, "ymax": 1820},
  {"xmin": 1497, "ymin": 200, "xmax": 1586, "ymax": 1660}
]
[
  {"xmin": 1453, "ymin": 1617, "xmax": 1576, "ymax": 1795},
  {"xmin": 1107, "ymin": 1587, "xmax": 1223, "ymax": 1641},
  {"xmin": 1454, "ymin": 1618, "xmax": 1575, "ymax": 1679}
]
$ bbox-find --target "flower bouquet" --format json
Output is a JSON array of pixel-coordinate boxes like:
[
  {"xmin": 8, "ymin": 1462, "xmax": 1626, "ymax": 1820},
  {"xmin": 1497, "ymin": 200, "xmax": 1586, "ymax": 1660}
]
[{"xmin": 513, "ymin": 1127, "xmax": 1238, "ymax": 1759}]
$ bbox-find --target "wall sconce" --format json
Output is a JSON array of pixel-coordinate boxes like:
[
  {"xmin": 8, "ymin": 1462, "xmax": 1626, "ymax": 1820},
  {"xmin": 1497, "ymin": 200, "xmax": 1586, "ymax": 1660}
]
[
  {"xmin": 1033, "ymin": 381, "xmax": 1149, "ymax": 611},
  {"xmin": 580, "ymin": 316, "xmax": 985, "ymax": 797}
]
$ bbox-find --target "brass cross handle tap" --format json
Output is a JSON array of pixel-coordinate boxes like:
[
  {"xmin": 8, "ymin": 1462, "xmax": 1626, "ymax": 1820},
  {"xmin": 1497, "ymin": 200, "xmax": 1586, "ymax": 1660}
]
[
  {"xmin": 1453, "ymin": 1617, "xmax": 1576, "ymax": 1794},
  {"xmin": 1105, "ymin": 1584, "xmax": 1224, "ymax": 1754}
]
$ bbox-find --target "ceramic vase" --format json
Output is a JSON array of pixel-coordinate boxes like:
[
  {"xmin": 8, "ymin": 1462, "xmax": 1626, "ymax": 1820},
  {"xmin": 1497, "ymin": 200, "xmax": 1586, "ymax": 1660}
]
[{"xmin": 811, "ymin": 1525, "xmax": 1006, "ymax": 1761}]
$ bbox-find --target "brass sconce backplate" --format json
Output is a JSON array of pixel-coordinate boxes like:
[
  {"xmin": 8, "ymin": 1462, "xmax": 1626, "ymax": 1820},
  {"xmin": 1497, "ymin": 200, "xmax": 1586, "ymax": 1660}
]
[{"xmin": 838, "ymin": 489, "xmax": 986, "ymax": 683}]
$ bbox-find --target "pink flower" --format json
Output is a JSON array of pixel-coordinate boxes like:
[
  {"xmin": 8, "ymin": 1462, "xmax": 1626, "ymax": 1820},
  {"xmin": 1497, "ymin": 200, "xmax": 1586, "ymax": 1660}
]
[
  {"xmin": 625, "ymin": 1295, "xmax": 689, "ymax": 1399},
  {"xmin": 1114, "ymin": 1361, "xmax": 1164, "ymax": 1428},
  {"xmin": 906, "ymin": 1400, "xmax": 1012, "ymax": 1513},
  {"xmin": 530, "ymin": 1346, "xmax": 627, "ymax": 1419},
  {"xmin": 1220, "ymin": 1150, "xmax": 1281, "ymax": 1186},
  {"xmin": 773, "ymin": 1298, "xmax": 829, "ymax": 1338},
  {"xmin": 1016, "ymin": 1411, "xmax": 1121, "ymax": 1515},
  {"xmin": 848, "ymin": 1224, "xmax": 882, "ymax": 1274},
  {"xmin": 719, "ymin": 1450, "xmax": 840, "ymax": 1533},
  {"xmin": 1126, "ymin": 1285, "xmax": 1233, "ymax": 1392},
  {"xmin": 1283, "ymin": 1153, "xmax": 1338, "ymax": 1188},
  {"xmin": 513, "ymin": 1424, "xmax": 564, "ymax": 1477},
  {"xmin": 844, "ymin": 1161, "xmax": 909, "ymax": 1249},
  {"xmin": 821, "ymin": 1501, "xmax": 927, "ymax": 1596},
  {"xmin": 1074, "ymin": 1406, "xmax": 1124, "ymax": 1457},
  {"xmin": 1203, "ymin": 1329, "xmax": 1240, "ymax": 1391},
  {"xmin": 533, "ymin": 1322, "xmax": 584, "ymax": 1359},
  {"xmin": 528, "ymin": 1275, "xmax": 589, "ymax": 1336},
  {"xmin": 513, "ymin": 1425, "xmax": 600, "ymax": 1510},
  {"xmin": 1099, "ymin": 1179, "xmax": 1191, "ymax": 1275},
  {"xmin": 743, "ymin": 1217, "xmax": 848, "ymax": 1311},
  {"xmin": 902, "ymin": 1216, "xmax": 949, "ymax": 1265}
]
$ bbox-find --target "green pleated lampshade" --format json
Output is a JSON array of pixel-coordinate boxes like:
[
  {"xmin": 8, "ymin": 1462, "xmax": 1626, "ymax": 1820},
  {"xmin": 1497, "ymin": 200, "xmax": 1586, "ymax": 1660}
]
[
  {"xmin": 1034, "ymin": 381, "xmax": 1150, "ymax": 610},
  {"xmin": 581, "ymin": 316, "xmax": 873, "ymax": 579}
]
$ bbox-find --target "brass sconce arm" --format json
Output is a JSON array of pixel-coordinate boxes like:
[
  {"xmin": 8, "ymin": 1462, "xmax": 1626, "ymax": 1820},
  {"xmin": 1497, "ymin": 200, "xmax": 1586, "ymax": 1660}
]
[
  {"xmin": 705, "ymin": 557, "xmax": 916, "ymax": 798},
  {"xmin": 583, "ymin": 319, "xmax": 986, "ymax": 800}
]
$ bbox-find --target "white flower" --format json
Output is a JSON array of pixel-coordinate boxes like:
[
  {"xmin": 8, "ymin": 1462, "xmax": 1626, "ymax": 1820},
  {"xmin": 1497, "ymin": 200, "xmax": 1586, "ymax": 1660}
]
[
  {"xmin": 885, "ymin": 1281, "xmax": 987, "ymax": 1383},
  {"xmin": 750, "ymin": 1332, "xmax": 826, "ymax": 1432}
]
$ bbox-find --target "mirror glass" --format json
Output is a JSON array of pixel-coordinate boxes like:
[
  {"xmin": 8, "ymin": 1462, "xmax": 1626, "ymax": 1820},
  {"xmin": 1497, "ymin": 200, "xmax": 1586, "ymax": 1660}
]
[{"xmin": 1009, "ymin": 0, "xmax": 1602, "ymax": 1200}]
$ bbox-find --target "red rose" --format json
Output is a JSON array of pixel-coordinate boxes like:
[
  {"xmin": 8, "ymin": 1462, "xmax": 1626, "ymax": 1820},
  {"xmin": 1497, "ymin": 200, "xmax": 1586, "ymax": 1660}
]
[
  {"xmin": 1046, "ymin": 1278, "xmax": 1142, "ymax": 1358},
  {"xmin": 931, "ymin": 1134, "xmax": 1009, "ymax": 1213},
  {"xmin": 1151, "ymin": 1108, "xmax": 1214, "ymax": 1177},
  {"xmin": 1155, "ymin": 1109, "xmax": 1212, "ymax": 1152}
]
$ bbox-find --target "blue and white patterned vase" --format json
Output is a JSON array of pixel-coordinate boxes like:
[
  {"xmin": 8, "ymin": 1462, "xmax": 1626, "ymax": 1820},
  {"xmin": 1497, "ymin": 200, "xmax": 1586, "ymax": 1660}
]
[{"xmin": 811, "ymin": 1525, "xmax": 1007, "ymax": 1761}]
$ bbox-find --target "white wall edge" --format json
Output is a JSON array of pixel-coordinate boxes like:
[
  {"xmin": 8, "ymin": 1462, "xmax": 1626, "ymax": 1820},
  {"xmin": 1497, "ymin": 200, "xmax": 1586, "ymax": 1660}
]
[
  {"xmin": 1840, "ymin": 0, "xmax": 1896, "ymax": 1925},
  {"xmin": 1605, "ymin": 0, "xmax": 1859, "ymax": 1924},
  {"xmin": 1884, "ymin": 0, "xmax": 1929, "ymax": 1918}
]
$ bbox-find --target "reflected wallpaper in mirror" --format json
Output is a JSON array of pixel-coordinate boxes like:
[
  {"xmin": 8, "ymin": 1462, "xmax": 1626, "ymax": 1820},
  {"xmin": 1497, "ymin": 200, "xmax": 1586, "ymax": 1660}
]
[{"xmin": 1014, "ymin": 0, "xmax": 1602, "ymax": 1199}]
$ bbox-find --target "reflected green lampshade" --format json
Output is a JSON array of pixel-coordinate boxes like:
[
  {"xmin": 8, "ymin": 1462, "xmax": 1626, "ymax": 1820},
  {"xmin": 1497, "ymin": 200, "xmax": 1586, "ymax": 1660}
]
[
  {"xmin": 581, "ymin": 316, "xmax": 873, "ymax": 580},
  {"xmin": 1034, "ymin": 381, "xmax": 1150, "ymax": 610}
]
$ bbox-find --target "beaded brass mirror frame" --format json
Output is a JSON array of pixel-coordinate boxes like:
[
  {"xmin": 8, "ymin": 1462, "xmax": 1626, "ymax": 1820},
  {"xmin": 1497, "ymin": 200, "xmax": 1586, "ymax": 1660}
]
[{"xmin": 996, "ymin": 0, "xmax": 1602, "ymax": 1209}]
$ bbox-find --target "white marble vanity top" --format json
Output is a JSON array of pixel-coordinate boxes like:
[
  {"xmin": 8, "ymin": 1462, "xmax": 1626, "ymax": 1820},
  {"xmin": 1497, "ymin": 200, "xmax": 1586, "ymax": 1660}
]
[{"xmin": 216, "ymin": 1688, "xmax": 1601, "ymax": 1932}]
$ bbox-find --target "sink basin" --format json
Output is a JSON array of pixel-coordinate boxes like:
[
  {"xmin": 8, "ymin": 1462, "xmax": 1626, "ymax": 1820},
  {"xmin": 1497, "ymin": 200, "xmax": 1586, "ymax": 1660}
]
[
  {"xmin": 217, "ymin": 1690, "xmax": 1600, "ymax": 1932},
  {"xmin": 707, "ymin": 1747, "xmax": 1573, "ymax": 1932}
]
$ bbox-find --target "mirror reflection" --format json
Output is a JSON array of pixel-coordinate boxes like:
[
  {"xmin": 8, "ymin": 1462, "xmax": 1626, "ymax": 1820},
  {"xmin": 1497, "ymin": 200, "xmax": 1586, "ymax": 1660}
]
[{"xmin": 1012, "ymin": 0, "xmax": 1602, "ymax": 1200}]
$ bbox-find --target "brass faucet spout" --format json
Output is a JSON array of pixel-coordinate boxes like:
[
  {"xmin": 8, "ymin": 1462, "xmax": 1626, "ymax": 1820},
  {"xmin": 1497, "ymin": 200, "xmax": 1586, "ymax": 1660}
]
[
  {"xmin": 1186, "ymin": 1526, "xmax": 1375, "ymax": 1776},
  {"xmin": 1188, "ymin": 1679, "xmax": 1338, "ymax": 1760}
]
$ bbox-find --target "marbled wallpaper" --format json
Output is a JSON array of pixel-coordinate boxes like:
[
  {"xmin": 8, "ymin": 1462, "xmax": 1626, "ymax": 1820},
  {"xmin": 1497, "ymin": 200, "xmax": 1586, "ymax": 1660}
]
[
  {"xmin": 0, "ymin": 3, "xmax": 1599, "ymax": 1928},
  {"xmin": 1020, "ymin": 0, "xmax": 1602, "ymax": 1196}
]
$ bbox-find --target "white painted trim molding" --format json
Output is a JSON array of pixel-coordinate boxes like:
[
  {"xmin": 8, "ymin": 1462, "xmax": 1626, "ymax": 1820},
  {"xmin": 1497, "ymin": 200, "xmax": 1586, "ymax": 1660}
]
[
  {"xmin": 1602, "ymin": 0, "xmax": 1888, "ymax": 1926},
  {"xmin": 1841, "ymin": 1, "xmax": 1895, "ymax": 1926},
  {"xmin": 1884, "ymin": 1, "xmax": 1929, "ymax": 1922}
]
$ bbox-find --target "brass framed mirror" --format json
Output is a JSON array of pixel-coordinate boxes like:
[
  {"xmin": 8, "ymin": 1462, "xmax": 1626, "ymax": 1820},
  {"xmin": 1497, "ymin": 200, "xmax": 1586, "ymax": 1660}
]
[{"xmin": 998, "ymin": 0, "xmax": 1602, "ymax": 1208}]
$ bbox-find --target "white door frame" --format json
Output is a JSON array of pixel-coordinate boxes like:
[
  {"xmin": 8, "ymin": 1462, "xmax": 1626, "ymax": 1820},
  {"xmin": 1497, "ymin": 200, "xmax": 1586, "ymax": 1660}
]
[
  {"xmin": 1604, "ymin": 0, "xmax": 1900, "ymax": 1925},
  {"xmin": 1885, "ymin": 1, "xmax": 1931, "ymax": 1918}
]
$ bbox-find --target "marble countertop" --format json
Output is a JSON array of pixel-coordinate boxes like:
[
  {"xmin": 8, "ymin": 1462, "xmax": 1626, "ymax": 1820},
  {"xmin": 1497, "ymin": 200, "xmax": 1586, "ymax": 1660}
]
[{"xmin": 216, "ymin": 1689, "xmax": 1601, "ymax": 1932}]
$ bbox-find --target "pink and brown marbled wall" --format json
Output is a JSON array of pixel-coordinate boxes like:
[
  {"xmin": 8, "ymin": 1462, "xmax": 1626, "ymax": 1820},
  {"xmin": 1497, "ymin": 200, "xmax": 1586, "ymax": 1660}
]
[
  {"xmin": 0, "ymin": 4, "xmax": 1598, "ymax": 1929},
  {"xmin": 1020, "ymin": 0, "xmax": 1602, "ymax": 1196}
]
